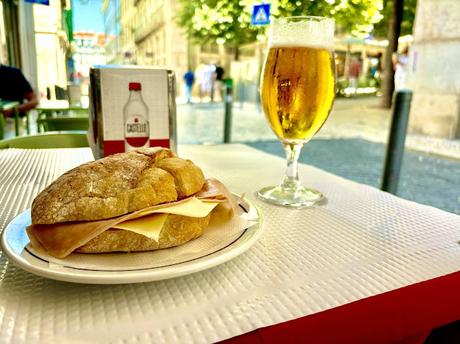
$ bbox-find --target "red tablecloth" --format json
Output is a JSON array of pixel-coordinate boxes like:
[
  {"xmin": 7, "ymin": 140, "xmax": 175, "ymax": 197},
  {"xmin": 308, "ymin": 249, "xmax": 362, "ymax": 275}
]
[{"xmin": 223, "ymin": 271, "xmax": 460, "ymax": 344}]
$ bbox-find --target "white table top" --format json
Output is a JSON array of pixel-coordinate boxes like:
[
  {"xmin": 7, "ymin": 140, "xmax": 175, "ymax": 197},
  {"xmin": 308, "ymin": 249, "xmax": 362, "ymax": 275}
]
[{"xmin": 1, "ymin": 144, "xmax": 460, "ymax": 343}]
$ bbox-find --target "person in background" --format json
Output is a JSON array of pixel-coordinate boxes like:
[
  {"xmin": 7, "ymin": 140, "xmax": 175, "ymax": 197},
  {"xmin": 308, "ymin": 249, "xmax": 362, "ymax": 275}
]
[
  {"xmin": 195, "ymin": 63, "xmax": 215, "ymax": 102},
  {"xmin": 195, "ymin": 63, "xmax": 205, "ymax": 102},
  {"xmin": 213, "ymin": 63, "xmax": 225, "ymax": 102},
  {"xmin": 0, "ymin": 63, "xmax": 38, "ymax": 117},
  {"xmin": 394, "ymin": 47, "xmax": 409, "ymax": 90},
  {"xmin": 183, "ymin": 69, "xmax": 195, "ymax": 104},
  {"xmin": 348, "ymin": 57, "xmax": 362, "ymax": 96},
  {"xmin": 203, "ymin": 63, "xmax": 215, "ymax": 102}
]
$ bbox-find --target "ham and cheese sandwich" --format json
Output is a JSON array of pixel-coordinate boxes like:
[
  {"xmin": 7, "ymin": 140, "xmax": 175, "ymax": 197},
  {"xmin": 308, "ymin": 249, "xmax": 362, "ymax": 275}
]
[{"xmin": 26, "ymin": 147, "xmax": 234, "ymax": 259}]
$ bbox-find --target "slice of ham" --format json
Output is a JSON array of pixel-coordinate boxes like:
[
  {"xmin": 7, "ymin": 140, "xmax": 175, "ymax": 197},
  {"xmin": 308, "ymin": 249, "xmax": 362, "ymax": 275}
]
[
  {"xmin": 27, "ymin": 179, "xmax": 235, "ymax": 258},
  {"xmin": 195, "ymin": 179, "xmax": 226, "ymax": 199},
  {"xmin": 201, "ymin": 178, "xmax": 239, "ymax": 216},
  {"xmin": 27, "ymin": 197, "xmax": 194, "ymax": 258}
]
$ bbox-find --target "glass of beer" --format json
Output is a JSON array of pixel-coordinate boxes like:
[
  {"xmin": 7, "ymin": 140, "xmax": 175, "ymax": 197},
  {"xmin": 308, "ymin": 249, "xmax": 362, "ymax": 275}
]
[{"xmin": 257, "ymin": 16, "xmax": 336, "ymax": 208}]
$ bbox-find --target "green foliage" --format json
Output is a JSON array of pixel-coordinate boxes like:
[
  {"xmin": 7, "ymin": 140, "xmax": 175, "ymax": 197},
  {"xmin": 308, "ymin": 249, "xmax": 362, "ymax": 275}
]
[
  {"xmin": 177, "ymin": 0, "xmax": 384, "ymax": 50},
  {"xmin": 176, "ymin": 0, "xmax": 263, "ymax": 48},
  {"xmin": 372, "ymin": 0, "xmax": 418, "ymax": 38},
  {"xmin": 336, "ymin": 76, "xmax": 379, "ymax": 97},
  {"xmin": 273, "ymin": 0, "xmax": 383, "ymax": 37}
]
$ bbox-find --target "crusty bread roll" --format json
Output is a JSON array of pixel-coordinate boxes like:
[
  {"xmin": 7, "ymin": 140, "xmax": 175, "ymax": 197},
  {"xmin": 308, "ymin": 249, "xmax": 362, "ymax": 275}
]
[
  {"xmin": 31, "ymin": 148, "xmax": 205, "ymax": 225},
  {"xmin": 26, "ymin": 148, "xmax": 225, "ymax": 257},
  {"xmin": 75, "ymin": 214, "xmax": 211, "ymax": 253},
  {"xmin": 156, "ymin": 157, "xmax": 206, "ymax": 198}
]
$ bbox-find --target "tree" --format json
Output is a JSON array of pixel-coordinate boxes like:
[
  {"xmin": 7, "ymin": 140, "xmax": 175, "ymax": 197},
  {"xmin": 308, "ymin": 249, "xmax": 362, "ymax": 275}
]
[
  {"xmin": 177, "ymin": 0, "xmax": 383, "ymax": 60},
  {"xmin": 381, "ymin": 0, "xmax": 404, "ymax": 109},
  {"xmin": 274, "ymin": 0, "xmax": 382, "ymax": 37},
  {"xmin": 372, "ymin": 0, "xmax": 417, "ymax": 38},
  {"xmin": 177, "ymin": 0, "xmax": 263, "ymax": 61},
  {"xmin": 373, "ymin": 0, "xmax": 417, "ymax": 108}
]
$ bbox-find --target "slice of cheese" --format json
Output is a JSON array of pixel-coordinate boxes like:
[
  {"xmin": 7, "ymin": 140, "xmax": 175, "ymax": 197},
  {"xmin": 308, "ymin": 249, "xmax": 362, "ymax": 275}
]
[
  {"xmin": 113, "ymin": 213, "xmax": 169, "ymax": 240},
  {"xmin": 112, "ymin": 197, "xmax": 220, "ymax": 241},
  {"xmin": 135, "ymin": 197, "xmax": 221, "ymax": 218}
]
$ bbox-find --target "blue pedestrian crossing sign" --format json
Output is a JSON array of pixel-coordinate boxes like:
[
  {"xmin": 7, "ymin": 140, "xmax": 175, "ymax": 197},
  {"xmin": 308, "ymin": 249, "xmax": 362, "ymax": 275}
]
[
  {"xmin": 25, "ymin": 0, "xmax": 49, "ymax": 4},
  {"xmin": 251, "ymin": 4, "xmax": 271, "ymax": 26}
]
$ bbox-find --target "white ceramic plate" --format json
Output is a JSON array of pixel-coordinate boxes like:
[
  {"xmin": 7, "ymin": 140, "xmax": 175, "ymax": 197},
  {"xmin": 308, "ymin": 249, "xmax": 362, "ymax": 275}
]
[{"xmin": 1, "ymin": 198, "xmax": 262, "ymax": 284}]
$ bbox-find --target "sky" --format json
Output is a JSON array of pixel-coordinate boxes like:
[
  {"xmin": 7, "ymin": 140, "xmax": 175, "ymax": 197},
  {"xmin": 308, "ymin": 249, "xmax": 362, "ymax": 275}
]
[{"xmin": 72, "ymin": 0, "xmax": 105, "ymax": 33}]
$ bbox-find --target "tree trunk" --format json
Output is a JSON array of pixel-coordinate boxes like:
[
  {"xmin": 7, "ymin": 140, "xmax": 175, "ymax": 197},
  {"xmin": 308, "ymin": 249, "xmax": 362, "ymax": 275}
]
[
  {"xmin": 234, "ymin": 46, "xmax": 240, "ymax": 61},
  {"xmin": 381, "ymin": 0, "xmax": 404, "ymax": 108}
]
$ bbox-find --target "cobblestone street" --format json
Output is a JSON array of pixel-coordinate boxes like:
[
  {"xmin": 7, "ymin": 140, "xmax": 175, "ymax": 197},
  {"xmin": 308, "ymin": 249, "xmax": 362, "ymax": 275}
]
[
  {"xmin": 247, "ymin": 139, "xmax": 460, "ymax": 215},
  {"xmin": 177, "ymin": 97, "xmax": 460, "ymax": 214}
]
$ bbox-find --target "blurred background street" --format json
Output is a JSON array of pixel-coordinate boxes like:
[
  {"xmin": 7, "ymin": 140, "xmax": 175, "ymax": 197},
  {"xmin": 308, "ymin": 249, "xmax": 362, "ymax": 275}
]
[{"xmin": 177, "ymin": 97, "xmax": 460, "ymax": 159}]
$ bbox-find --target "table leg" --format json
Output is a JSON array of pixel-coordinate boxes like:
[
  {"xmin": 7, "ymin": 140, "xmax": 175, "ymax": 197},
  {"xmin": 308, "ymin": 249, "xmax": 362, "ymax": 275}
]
[
  {"xmin": 14, "ymin": 108, "xmax": 19, "ymax": 136},
  {"xmin": 0, "ymin": 114, "xmax": 4, "ymax": 140},
  {"xmin": 26, "ymin": 112, "xmax": 30, "ymax": 134}
]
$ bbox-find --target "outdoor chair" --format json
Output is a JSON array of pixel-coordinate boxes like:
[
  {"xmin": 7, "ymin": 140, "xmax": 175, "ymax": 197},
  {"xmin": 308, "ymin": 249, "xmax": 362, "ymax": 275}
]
[
  {"xmin": 0, "ymin": 103, "xmax": 31, "ymax": 139},
  {"xmin": 37, "ymin": 115, "xmax": 89, "ymax": 132},
  {"xmin": 0, "ymin": 132, "xmax": 89, "ymax": 149}
]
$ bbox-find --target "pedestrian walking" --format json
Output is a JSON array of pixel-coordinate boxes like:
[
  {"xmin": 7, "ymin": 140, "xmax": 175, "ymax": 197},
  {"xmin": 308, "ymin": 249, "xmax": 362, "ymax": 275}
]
[
  {"xmin": 348, "ymin": 57, "xmax": 362, "ymax": 96},
  {"xmin": 183, "ymin": 69, "xmax": 195, "ymax": 103},
  {"xmin": 203, "ymin": 64, "xmax": 215, "ymax": 102},
  {"xmin": 394, "ymin": 47, "xmax": 409, "ymax": 90},
  {"xmin": 213, "ymin": 63, "xmax": 225, "ymax": 102},
  {"xmin": 195, "ymin": 63, "xmax": 213, "ymax": 102}
]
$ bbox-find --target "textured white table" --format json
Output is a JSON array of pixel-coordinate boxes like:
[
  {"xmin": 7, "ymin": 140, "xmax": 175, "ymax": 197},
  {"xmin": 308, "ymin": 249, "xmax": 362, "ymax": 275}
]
[{"xmin": 1, "ymin": 144, "xmax": 460, "ymax": 344}]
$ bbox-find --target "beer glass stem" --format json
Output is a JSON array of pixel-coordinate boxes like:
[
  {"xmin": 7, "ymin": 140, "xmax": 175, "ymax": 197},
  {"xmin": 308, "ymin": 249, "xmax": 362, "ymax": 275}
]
[
  {"xmin": 281, "ymin": 143, "xmax": 303, "ymax": 190},
  {"xmin": 257, "ymin": 140, "xmax": 322, "ymax": 207}
]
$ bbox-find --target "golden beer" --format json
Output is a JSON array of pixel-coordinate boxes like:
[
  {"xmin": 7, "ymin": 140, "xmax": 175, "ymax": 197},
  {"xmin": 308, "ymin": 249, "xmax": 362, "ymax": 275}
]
[{"xmin": 261, "ymin": 46, "xmax": 335, "ymax": 142}]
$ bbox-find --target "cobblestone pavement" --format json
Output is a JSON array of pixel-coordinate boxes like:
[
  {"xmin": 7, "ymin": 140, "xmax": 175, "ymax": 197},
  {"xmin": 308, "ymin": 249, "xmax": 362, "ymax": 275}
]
[
  {"xmin": 177, "ymin": 97, "xmax": 460, "ymax": 159},
  {"xmin": 177, "ymin": 97, "xmax": 460, "ymax": 214},
  {"xmin": 247, "ymin": 139, "xmax": 460, "ymax": 215}
]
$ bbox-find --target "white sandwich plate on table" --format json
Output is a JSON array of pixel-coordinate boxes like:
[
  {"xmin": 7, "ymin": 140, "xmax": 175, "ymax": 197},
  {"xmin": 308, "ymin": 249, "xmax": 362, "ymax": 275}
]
[{"xmin": 1, "ymin": 196, "xmax": 261, "ymax": 284}]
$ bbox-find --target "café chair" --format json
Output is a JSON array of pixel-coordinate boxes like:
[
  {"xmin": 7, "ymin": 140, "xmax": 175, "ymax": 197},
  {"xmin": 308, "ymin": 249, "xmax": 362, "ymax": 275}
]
[
  {"xmin": 37, "ymin": 115, "xmax": 89, "ymax": 132},
  {"xmin": 0, "ymin": 132, "xmax": 89, "ymax": 149},
  {"xmin": 0, "ymin": 102, "xmax": 30, "ymax": 139},
  {"xmin": 37, "ymin": 107, "xmax": 88, "ymax": 118}
]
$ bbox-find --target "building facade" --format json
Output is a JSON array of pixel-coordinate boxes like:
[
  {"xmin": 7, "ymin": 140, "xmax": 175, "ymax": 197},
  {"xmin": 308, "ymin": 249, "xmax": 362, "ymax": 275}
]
[
  {"xmin": 407, "ymin": 0, "xmax": 460, "ymax": 139},
  {"xmin": 102, "ymin": 0, "xmax": 120, "ymax": 63},
  {"xmin": 103, "ymin": 0, "xmax": 214, "ymax": 95},
  {"xmin": 0, "ymin": 1, "xmax": 10, "ymax": 65},
  {"xmin": 73, "ymin": 31, "xmax": 107, "ymax": 78},
  {"xmin": 33, "ymin": 0, "xmax": 70, "ymax": 99},
  {"xmin": 103, "ymin": 0, "xmax": 188, "ymax": 70},
  {"xmin": 0, "ymin": 0, "xmax": 71, "ymax": 100}
]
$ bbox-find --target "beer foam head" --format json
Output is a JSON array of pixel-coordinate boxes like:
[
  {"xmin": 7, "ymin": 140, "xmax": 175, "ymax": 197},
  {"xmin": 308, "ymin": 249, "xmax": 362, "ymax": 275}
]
[{"xmin": 269, "ymin": 16, "xmax": 334, "ymax": 50}]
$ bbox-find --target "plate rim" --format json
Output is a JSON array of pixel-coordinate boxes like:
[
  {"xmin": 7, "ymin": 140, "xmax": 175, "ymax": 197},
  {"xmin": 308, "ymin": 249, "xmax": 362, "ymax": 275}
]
[{"xmin": 1, "ymin": 198, "xmax": 263, "ymax": 284}]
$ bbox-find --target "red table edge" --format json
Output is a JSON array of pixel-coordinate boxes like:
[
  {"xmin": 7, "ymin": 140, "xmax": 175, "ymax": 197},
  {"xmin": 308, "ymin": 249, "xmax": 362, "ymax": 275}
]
[{"xmin": 222, "ymin": 270, "xmax": 460, "ymax": 344}]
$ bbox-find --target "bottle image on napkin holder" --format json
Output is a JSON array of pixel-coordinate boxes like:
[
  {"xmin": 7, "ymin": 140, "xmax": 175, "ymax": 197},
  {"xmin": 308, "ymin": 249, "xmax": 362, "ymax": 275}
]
[{"xmin": 124, "ymin": 82, "xmax": 150, "ymax": 151}]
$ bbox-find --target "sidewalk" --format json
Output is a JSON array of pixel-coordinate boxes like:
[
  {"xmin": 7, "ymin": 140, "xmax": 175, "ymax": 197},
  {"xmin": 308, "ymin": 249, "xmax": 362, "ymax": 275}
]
[
  {"xmin": 318, "ymin": 97, "xmax": 460, "ymax": 160},
  {"xmin": 4, "ymin": 96, "xmax": 459, "ymax": 160},
  {"xmin": 177, "ymin": 97, "xmax": 460, "ymax": 160},
  {"xmin": 246, "ymin": 138, "xmax": 460, "ymax": 215}
]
